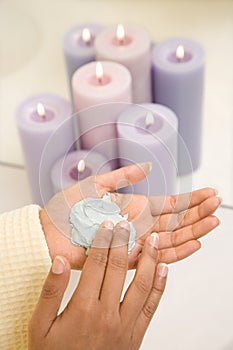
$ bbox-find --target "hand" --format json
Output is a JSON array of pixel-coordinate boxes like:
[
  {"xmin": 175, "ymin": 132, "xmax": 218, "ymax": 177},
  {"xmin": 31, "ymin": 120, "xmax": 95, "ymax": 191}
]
[
  {"xmin": 29, "ymin": 222, "xmax": 168, "ymax": 350},
  {"xmin": 40, "ymin": 163, "xmax": 221, "ymax": 269}
]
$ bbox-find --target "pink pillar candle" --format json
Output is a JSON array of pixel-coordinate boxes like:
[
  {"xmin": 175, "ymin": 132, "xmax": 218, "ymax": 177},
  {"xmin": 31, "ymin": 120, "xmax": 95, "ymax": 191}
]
[
  {"xmin": 51, "ymin": 149, "xmax": 112, "ymax": 193},
  {"xmin": 117, "ymin": 103, "xmax": 178, "ymax": 196},
  {"xmin": 95, "ymin": 24, "xmax": 152, "ymax": 103},
  {"xmin": 15, "ymin": 94, "xmax": 75, "ymax": 205},
  {"xmin": 72, "ymin": 61, "xmax": 132, "ymax": 168}
]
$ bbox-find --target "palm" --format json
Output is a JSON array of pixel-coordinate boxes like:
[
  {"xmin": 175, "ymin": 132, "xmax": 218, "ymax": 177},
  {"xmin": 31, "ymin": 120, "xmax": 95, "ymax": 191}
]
[
  {"xmin": 41, "ymin": 163, "xmax": 220, "ymax": 269},
  {"xmin": 114, "ymin": 190, "xmax": 220, "ymax": 268}
]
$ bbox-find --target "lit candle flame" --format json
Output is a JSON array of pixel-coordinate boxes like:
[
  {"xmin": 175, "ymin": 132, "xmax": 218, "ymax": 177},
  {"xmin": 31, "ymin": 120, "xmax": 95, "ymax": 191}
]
[
  {"xmin": 96, "ymin": 62, "xmax": 104, "ymax": 83},
  {"xmin": 176, "ymin": 45, "xmax": 185, "ymax": 61},
  {"xmin": 145, "ymin": 112, "xmax": 154, "ymax": 127},
  {"xmin": 82, "ymin": 28, "xmax": 91, "ymax": 44},
  {"xmin": 37, "ymin": 103, "xmax": 46, "ymax": 118},
  {"xmin": 77, "ymin": 159, "xmax": 85, "ymax": 173},
  {"xmin": 116, "ymin": 24, "xmax": 125, "ymax": 44}
]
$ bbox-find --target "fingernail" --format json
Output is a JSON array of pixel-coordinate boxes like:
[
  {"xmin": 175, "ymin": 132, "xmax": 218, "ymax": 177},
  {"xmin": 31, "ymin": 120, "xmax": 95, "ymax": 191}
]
[
  {"xmin": 119, "ymin": 221, "xmax": 130, "ymax": 230},
  {"xmin": 148, "ymin": 162, "xmax": 152, "ymax": 172},
  {"xmin": 214, "ymin": 188, "xmax": 218, "ymax": 195},
  {"xmin": 52, "ymin": 256, "xmax": 65, "ymax": 275},
  {"xmin": 158, "ymin": 263, "xmax": 168, "ymax": 277},
  {"xmin": 103, "ymin": 220, "xmax": 114, "ymax": 230},
  {"xmin": 217, "ymin": 196, "xmax": 222, "ymax": 204},
  {"xmin": 149, "ymin": 232, "xmax": 159, "ymax": 249}
]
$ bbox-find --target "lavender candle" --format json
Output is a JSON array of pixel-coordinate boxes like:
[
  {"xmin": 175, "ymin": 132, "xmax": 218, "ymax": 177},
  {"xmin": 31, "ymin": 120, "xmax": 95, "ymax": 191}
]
[
  {"xmin": 152, "ymin": 38, "xmax": 205, "ymax": 174},
  {"xmin": 15, "ymin": 94, "xmax": 75, "ymax": 205},
  {"xmin": 51, "ymin": 149, "xmax": 112, "ymax": 193},
  {"xmin": 117, "ymin": 103, "xmax": 178, "ymax": 196},
  {"xmin": 62, "ymin": 24, "xmax": 104, "ymax": 100}
]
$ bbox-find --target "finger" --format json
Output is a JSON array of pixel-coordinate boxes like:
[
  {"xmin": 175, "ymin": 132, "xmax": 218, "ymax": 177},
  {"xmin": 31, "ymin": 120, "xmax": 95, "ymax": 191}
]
[
  {"xmin": 133, "ymin": 263, "xmax": 168, "ymax": 346},
  {"xmin": 154, "ymin": 196, "xmax": 221, "ymax": 232},
  {"xmin": 159, "ymin": 240, "xmax": 201, "ymax": 264},
  {"xmin": 63, "ymin": 162, "xmax": 150, "ymax": 204},
  {"xmin": 29, "ymin": 256, "xmax": 70, "ymax": 337},
  {"xmin": 71, "ymin": 221, "xmax": 114, "ymax": 302},
  {"xmin": 158, "ymin": 215, "xmax": 220, "ymax": 249},
  {"xmin": 128, "ymin": 241, "xmax": 143, "ymax": 269},
  {"xmin": 100, "ymin": 221, "xmax": 130, "ymax": 308},
  {"xmin": 149, "ymin": 187, "xmax": 217, "ymax": 216},
  {"xmin": 120, "ymin": 233, "xmax": 159, "ymax": 324},
  {"xmin": 95, "ymin": 162, "xmax": 151, "ymax": 192}
]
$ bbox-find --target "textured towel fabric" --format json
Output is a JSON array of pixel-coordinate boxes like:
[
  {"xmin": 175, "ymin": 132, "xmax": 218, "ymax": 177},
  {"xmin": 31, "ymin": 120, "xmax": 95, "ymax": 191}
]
[{"xmin": 0, "ymin": 205, "xmax": 51, "ymax": 349}]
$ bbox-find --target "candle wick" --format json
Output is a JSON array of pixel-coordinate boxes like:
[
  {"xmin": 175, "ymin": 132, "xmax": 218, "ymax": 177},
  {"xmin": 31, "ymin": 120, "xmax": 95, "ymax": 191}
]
[
  {"xmin": 119, "ymin": 37, "xmax": 124, "ymax": 45},
  {"xmin": 77, "ymin": 160, "xmax": 86, "ymax": 173},
  {"xmin": 38, "ymin": 112, "xmax": 46, "ymax": 120},
  {"xmin": 145, "ymin": 112, "xmax": 155, "ymax": 128},
  {"xmin": 96, "ymin": 62, "xmax": 104, "ymax": 84},
  {"xmin": 85, "ymin": 36, "xmax": 92, "ymax": 46},
  {"xmin": 116, "ymin": 24, "xmax": 125, "ymax": 46},
  {"xmin": 37, "ymin": 103, "xmax": 46, "ymax": 120}
]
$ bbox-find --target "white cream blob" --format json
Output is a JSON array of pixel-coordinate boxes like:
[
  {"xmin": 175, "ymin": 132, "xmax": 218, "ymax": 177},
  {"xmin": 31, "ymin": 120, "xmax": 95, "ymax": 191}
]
[{"xmin": 70, "ymin": 193, "xmax": 136, "ymax": 252}]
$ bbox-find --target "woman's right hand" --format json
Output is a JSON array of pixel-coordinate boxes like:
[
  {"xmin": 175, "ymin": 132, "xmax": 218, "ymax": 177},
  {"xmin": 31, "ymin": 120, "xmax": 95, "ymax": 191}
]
[{"xmin": 29, "ymin": 221, "xmax": 168, "ymax": 350}]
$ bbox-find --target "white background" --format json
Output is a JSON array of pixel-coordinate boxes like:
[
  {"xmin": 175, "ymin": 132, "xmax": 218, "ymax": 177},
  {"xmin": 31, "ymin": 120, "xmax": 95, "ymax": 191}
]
[{"xmin": 1, "ymin": 1, "xmax": 233, "ymax": 349}]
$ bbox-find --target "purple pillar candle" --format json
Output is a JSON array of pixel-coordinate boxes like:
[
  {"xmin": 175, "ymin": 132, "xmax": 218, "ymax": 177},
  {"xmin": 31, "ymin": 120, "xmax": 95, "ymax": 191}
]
[
  {"xmin": 15, "ymin": 94, "xmax": 75, "ymax": 205},
  {"xmin": 62, "ymin": 24, "xmax": 104, "ymax": 99},
  {"xmin": 152, "ymin": 38, "xmax": 205, "ymax": 175},
  {"xmin": 117, "ymin": 103, "xmax": 178, "ymax": 196},
  {"xmin": 51, "ymin": 149, "xmax": 112, "ymax": 193}
]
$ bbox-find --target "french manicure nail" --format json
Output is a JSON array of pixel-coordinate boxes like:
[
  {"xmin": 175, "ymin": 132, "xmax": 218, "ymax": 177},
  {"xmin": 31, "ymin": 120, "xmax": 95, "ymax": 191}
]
[
  {"xmin": 52, "ymin": 256, "xmax": 65, "ymax": 275},
  {"xmin": 148, "ymin": 162, "xmax": 152, "ymax": 172},
  {"xmin": 158, "ymin": 263, "xmax": 168, "ymax": 277},
  {"xmin": 119, "ymin": 221, "xmax": 130, "ymax": 230},
  {"xmin": 103, "ymin": 221, "xmax": 114, "ymax": 230},
  {"xmin": 149, "ymin": 232, "xmax": 159, "ymax": 249}
]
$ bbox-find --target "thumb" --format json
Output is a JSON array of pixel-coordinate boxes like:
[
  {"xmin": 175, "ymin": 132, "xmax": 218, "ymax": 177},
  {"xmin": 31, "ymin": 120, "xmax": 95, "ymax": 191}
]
[
  {"xmin": 30, "ymin": 256, "xmax": 71, "ymax": 337},
  {"xmin": 96, "ymin": 162, "xmax": 152, "ymax": 192}
]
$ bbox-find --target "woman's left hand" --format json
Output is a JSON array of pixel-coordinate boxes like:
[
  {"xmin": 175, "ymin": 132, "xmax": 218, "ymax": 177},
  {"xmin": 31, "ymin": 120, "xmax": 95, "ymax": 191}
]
[{"xmin": 40, "ymin": 163, "xmax": 221, "ymax": 269}]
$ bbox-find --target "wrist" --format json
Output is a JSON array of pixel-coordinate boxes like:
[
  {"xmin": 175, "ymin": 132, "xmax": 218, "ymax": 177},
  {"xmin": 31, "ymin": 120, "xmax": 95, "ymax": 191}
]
[
  {"xmin": 39, "ymin": 208, "xmax": 55, "ymax": 261},
  {"xmin": 39, "ymin": 208, "xmax": 86, "ymax": 269}
]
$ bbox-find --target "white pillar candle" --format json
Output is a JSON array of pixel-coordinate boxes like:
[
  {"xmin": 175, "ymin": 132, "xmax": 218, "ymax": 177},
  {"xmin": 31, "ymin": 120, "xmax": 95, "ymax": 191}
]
[
  {"xmin": 95, "ymin": 24, "xmax": 152, "ymax": 103},
  {"xmin": 117, "ymin": 103, "xmax": 178, "ymax": 195},
  {"xmin": 51, "ymin": 150, "xmax": 112, "ymax": 193},
  {"xmin": 15, "ymin": 94, "xmax": 75, "ymax": 205},
  {"xmin": 72, "ymin": 61, "xmax": 132, "ymax": 168}
]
